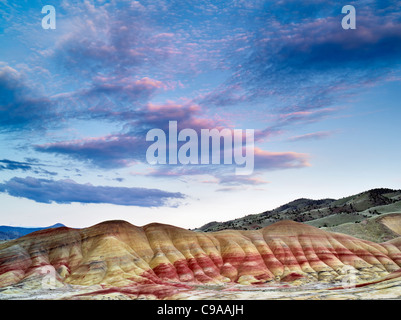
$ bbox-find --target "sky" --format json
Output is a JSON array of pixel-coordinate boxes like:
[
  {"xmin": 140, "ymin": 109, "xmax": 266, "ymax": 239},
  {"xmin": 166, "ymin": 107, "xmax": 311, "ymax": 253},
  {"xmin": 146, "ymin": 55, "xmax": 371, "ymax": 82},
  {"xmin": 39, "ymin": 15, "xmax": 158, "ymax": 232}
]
[{"xmin": 0, "ymin": 0, "xmax": 400, "ymax": 229}]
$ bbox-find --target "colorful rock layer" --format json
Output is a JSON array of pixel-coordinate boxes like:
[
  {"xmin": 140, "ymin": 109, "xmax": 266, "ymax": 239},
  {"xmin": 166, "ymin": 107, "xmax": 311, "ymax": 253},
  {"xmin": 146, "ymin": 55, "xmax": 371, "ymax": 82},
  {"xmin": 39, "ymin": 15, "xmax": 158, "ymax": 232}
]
[{"xmin": 1, "ymin": 220, "xmax": 401, "ymax": 290}]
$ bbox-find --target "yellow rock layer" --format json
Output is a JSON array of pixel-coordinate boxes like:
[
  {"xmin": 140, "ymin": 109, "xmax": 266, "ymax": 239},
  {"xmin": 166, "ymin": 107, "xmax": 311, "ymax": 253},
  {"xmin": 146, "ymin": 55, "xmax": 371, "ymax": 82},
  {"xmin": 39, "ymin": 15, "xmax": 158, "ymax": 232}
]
[{"xmin": 0, "ymin": 220, "xmax": 400, "ymax": 289}]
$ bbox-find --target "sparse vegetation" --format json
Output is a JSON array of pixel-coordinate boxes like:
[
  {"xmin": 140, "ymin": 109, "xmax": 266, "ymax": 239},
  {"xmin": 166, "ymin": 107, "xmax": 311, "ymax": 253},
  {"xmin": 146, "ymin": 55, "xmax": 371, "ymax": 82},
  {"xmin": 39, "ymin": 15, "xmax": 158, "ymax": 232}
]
[{"xmin": 195, "ymin": 188, "xmax": 401, "ymax": 242}]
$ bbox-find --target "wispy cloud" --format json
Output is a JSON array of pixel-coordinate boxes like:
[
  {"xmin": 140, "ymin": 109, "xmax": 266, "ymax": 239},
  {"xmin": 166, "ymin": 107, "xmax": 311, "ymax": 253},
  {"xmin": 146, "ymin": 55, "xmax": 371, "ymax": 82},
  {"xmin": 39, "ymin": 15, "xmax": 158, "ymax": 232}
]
[
  {"xmin": 0, "ymin": 159, "xmax": 33, "ymax": 171},
  {"xmin": 218, "ymin": 175, "xmax": 269, "ymax": 186},
  {"xmin": 0, "ymin": 159, "xmax": 58, "ymax": 176},
  {"xmin": 254, "ymin": 148, "xmax": 310, "ymax": 170},
  {"xmin": 0, "ymin": 64, "xmax": 58, "ymax": 132},
  {"xmin": 287, "ymin": 131, "xmax": 336, "ymax": 142},
  {"xmin": 200, "ymin": 1, "xmax": 401, "ymax": 117}
]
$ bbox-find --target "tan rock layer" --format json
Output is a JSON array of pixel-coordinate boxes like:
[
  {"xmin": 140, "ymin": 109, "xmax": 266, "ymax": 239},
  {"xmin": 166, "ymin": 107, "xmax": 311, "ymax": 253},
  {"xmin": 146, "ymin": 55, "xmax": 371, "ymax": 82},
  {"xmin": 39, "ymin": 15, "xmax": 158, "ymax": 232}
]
[{"xmin": 0, "ymin": 220, "xmax": 401, "ymax": 288}]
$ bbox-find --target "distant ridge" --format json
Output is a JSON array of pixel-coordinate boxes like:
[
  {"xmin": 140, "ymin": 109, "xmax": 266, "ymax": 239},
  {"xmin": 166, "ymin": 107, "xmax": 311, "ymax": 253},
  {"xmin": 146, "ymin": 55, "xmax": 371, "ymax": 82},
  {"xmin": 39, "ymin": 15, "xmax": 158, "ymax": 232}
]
[
  {"xmin": 195, "ymin": 188, "xmax": 401, "ymax": 240},
  {"xmin": 0, "ymin": 223, "xmax": 65, "ymax": 240}
]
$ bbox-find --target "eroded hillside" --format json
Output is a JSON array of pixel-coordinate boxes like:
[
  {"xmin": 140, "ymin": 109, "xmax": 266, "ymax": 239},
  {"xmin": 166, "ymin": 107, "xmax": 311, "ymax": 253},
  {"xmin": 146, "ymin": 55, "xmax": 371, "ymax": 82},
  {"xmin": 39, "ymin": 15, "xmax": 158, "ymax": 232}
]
[{"xmin": 1, "ymin": 219, "xmax": 401, "ymax": 299}]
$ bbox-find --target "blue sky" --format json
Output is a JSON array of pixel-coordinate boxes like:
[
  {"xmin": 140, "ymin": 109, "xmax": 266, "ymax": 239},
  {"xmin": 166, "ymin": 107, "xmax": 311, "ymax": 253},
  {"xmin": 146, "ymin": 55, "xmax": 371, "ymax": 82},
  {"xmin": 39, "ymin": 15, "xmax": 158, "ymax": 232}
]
[{"xmin": 0, "ymin": 0, "xmax": 400, "ymax": 229}]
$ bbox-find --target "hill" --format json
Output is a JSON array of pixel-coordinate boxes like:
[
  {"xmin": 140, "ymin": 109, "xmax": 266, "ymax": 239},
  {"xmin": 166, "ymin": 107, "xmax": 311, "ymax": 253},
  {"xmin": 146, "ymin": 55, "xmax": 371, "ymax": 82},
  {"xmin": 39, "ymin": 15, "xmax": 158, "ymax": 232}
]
[
  {"xmin": 195, "ymin": 188, "xmax": 401, "ymax": 242},
  {"xmin": 0, "ymin": 223, "xmax": 65, "ymax": 241},
  {"xmin": 0, "ymin": 219, "xmax": 401, "ymax": 299}
]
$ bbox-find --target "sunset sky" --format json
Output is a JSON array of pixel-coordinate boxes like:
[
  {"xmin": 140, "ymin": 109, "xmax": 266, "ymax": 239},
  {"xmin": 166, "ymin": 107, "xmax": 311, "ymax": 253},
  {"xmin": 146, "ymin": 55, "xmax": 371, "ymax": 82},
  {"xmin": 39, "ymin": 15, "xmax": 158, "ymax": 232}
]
[{"xmin": 0, "ymin": 0, "xmax": 400, "ymax": 229}]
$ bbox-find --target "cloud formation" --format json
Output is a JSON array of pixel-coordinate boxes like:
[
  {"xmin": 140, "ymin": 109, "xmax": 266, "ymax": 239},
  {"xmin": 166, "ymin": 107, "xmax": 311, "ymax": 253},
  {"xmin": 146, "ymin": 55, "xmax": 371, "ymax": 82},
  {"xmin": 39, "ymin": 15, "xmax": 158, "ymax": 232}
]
[
  {"xmin": 253, "ymin": 148, "xmax": 310, "ymax": 170},
  {"xmin": 34, "ymin": 102, "xmax": 223, "ymax": 168},
  {"xmin": 288, "ymin": 131, "xmax": 336, "ymax": 142},
  {"xmin": 0, "ymin": 65, "xmax": 57, "ymax": 132},
  {"xmin": 0, "ymin": 176, "xmax": 185, "ymax": 207},
  {"xmin": 0, "ymin": 159, "xmax": 32, "ymax": 171},
  {"xmin": 139, "ymin": 147, "xmax": 309, "ymax": 185},
  {"xmin": 200, "ymin": 1, "xmax": 401, "ymax": 117},
  {"xmin": 0, "ymin": 159, "xmax": 57, "ymax": 176},
  {"xmin": 2, "ymin": 0, "xmax": 400, "ymax": 191}
]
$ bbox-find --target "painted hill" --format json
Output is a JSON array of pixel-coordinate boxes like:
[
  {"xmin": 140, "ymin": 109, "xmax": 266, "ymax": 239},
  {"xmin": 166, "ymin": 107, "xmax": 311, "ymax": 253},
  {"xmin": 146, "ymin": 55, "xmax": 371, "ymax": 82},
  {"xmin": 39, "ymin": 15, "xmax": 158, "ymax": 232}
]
[
  {"xmin": 0, "ymin": 219, "xmax": 401, "ymax": 299},
  {"xmin": 0, "ymin": 223, "xmax": 65, "ymax": 241},
  {"xmin": 195, "ymin": 188, "xmax": 401, "ymax": 242}
]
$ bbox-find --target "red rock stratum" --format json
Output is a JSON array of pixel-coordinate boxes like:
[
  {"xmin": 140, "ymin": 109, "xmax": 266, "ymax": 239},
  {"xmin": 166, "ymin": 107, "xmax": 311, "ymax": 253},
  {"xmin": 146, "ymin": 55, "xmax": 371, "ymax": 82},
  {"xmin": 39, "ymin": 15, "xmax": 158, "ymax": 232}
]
[{"xmin": 1, "ymin": 220, "xmax": 401, "ymax": 298}]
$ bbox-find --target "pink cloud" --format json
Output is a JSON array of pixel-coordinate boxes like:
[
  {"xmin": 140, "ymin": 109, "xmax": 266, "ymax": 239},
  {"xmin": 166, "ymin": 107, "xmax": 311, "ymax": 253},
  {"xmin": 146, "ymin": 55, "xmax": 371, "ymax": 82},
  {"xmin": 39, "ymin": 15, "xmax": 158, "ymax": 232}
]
[{"xmin": 254, "ymin": 148, "xmax": 310, "ymax": 170}]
